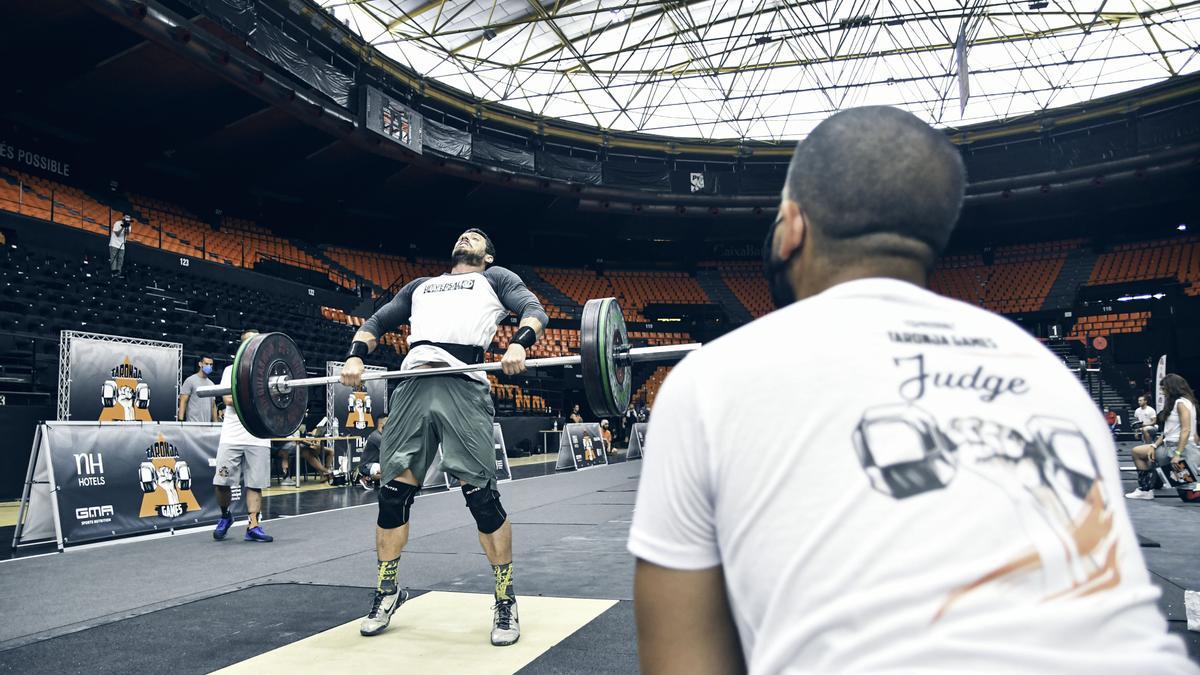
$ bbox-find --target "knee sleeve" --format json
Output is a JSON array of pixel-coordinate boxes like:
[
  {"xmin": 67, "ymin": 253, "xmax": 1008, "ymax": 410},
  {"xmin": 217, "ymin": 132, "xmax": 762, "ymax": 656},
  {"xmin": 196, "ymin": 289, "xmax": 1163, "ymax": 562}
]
[
  {"xmin": 377, "ymin": 480, "xmax": 418, "ymax": 529},
  {"xmin": 463, "ymin": 484, "xmax": 507, "ymax": 534}
]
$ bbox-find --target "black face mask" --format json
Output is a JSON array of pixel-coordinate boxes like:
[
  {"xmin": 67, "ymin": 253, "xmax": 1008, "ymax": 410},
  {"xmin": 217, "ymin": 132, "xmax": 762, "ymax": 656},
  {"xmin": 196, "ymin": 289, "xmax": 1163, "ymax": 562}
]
[{"xmin": 762, "ymin": 214, "xmax": 800, "ymax": 309}]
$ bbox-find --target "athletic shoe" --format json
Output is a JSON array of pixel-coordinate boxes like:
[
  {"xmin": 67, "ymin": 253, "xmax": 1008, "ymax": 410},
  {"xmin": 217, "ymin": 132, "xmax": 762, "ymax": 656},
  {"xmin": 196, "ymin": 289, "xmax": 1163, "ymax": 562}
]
[
  {"xmin": 360, "ymin": 589, "xmax": 409, "ymax": 636},
  {"xmin": 280, "ymin": 477, "xmax": 298, "ymax": 487},
  {"xmin": 213, "ymin": 516, "xmax": 233, "ymax": 540},
  {"xmin": 1125, "ymin": 488, "xmax": 1155, "ymax": 500},
  {"xmin": 244, "ymin": 526, "xmax": 274, "ymax": 542},
  {"xmin": 491, "ymin": 600, "xmax": 520, "ymax": 646}
]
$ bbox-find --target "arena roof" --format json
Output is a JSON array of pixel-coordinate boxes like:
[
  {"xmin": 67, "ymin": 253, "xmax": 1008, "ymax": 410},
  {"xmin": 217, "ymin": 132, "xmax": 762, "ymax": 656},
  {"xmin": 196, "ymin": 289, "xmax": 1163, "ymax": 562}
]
[{"xmin": 319, "ymin": 0, "xmax": 1199, "ymax": 141}]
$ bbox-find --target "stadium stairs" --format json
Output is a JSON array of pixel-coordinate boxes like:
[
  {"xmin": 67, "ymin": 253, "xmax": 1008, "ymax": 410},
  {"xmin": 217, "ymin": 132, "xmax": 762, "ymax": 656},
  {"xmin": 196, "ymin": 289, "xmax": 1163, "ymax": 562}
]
[
  {"xmin": 289, "ymin": 239, "xmax": 373, "ymax": 295},
  {"xmin": 1043, "ymin": 245, "xmax": 1099, "ymax": 311},
  {"xmin": 509, "ymin": 265, "xmax": 581, "ymax": 321},
  {"xmin": 695, "ymin": 268, "xmax": 754, "ymax": 325}
]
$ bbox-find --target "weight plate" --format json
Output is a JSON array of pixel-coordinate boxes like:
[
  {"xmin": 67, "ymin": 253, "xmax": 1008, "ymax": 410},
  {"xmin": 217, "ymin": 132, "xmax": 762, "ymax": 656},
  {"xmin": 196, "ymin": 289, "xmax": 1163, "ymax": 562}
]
[
  {"xmin": 581, "ymin": 298, "xmax": 630, "ymax": 419},
  {"xmin": 233, "ymin": 332, "xmax": 308, "ymax": 438}
]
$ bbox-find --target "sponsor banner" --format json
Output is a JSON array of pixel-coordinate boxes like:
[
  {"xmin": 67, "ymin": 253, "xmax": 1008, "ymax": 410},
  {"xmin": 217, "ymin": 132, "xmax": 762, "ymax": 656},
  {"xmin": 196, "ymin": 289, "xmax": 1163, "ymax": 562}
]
[
  {"xmin": 62, "ymin": 334, "xmax": 181, "ymax": 423},
  {"xmin": 44, "ymin": 422, "xmax": 240, "ymax": 545},
  {"xmin": 555, "ymin": 423, "xmax": 608, "ymax": 471},
  {"xmin": 326, "ymin": 361, "xmax": 389, "ymax": 466},
  {"xmin": 626, "ymin": 422, "xmax": 647, "ymax": 460}
]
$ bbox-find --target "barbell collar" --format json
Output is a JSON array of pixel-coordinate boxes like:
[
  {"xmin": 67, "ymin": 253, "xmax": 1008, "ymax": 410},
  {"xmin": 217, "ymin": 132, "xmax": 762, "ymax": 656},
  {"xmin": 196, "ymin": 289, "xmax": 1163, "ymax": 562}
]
[{"xmin": 194, "ymin": 342, "xmax": 700, "ymax": 399}]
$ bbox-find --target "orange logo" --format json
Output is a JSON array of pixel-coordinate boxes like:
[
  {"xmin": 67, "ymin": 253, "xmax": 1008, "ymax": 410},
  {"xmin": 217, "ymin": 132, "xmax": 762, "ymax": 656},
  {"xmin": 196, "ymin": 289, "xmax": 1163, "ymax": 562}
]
[
  {"xmin": 137, "ymin": 434, "xmax": 201, "ymax": 518},
  {"xmin": 345, "ymin": 390, "xmax": 374, "ymax": 430},
  {"xmin": 99, "ymin": 357, "xmax": 152, "ymax": 421}
]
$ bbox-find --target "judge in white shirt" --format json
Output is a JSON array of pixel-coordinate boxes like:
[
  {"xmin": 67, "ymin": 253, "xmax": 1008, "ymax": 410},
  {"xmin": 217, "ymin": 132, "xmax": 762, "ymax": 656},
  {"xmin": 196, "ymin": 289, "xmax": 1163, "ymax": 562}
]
[
  {"xmin": 628, "ymin": 106, "xmax": 1191, "ymax": 674},
  {"xmin": 1134, "ymin": 395, "xmax": 1159, "ymax": 444}
]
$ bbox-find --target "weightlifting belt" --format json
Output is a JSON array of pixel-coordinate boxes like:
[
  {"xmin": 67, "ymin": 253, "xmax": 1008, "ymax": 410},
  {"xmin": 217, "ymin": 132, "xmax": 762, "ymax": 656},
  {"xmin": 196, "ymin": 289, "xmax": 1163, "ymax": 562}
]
[{"xmin": 408, "ymin": 341, "xmax": 485, "ymax": 365}]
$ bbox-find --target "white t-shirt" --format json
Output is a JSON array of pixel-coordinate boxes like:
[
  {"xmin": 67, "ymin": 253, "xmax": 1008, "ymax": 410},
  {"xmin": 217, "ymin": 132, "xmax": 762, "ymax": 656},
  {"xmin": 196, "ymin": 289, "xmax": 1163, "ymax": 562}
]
[
  {"xmin": 404, "ymin": 273, "xmax": 508, "ymax": 385},
  {"xmin": 109, "ymin": 220, "xmax": 128, "ymax": 249},
  {"xmin": 1163, "ymin": 398, "xmax": 1197, "ymax": 444},
  {"xmin": 628, "ymin": 278, "xmax": 1189, "ymax": 674},
  {"xmin": 1135, "ymin": 404, "xmax": 1158, "ymax": 429},
  {"xmin": 218, "ymin": 365, "xmax": 270, "ymax": 448}
]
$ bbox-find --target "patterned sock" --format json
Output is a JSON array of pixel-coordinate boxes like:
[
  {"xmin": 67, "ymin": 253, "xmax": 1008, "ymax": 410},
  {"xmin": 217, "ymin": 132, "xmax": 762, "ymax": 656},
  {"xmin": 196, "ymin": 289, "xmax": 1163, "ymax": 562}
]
[
  {"xmin": 377, "ymin": 557, "xmax": 400, "ymax": 595},
  {"xmin": 248, "ymin": 511, "xmax": 259, "ymax": 528},
  {"xmin": 493, "ymin": 562, "xmax": 515, "ymax": 603}
]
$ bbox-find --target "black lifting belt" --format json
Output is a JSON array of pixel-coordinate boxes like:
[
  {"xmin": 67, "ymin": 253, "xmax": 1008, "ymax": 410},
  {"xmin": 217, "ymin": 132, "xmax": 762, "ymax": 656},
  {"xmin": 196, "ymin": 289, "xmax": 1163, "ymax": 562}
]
[{"xmin": 408, "ymin": 341, "xmax": 485, "ymax": 365}]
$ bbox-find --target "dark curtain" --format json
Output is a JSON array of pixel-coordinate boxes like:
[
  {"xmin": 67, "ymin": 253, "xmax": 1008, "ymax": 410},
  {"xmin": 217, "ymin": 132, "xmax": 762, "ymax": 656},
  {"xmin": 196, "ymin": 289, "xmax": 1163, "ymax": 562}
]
[
  {"xmin": 537, "ymin": 151, "xmax": 601, "ymax": 184},
  {"xmin": 472, "ymin": 136, "xmax": 535, "ymax": 172},
  {"xmin": 251, "ymin": 21, "xmax": 352, "ymax": 107},
  {"xmin": 603, "ymin": 160, "xmax": 670, "ymax": 191},
  {"xmin": 422, "ymin": 119, "xmax": 471, "ymax": 158}
]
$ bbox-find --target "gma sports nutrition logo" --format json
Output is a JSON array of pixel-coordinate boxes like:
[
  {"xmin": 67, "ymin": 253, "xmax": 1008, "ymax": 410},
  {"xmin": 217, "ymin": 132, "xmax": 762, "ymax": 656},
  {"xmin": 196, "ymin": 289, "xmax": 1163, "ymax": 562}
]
[
  {"xmin": 137, "ymin": 434, "xmax": 200, "ymax": 519},
  {"xmin": 346, "ymin": 389, "xmax": 374, "ymax": 430},
  {"xmin": 99, "ymin": 357, "xmax": 151, "ymax": 421}
]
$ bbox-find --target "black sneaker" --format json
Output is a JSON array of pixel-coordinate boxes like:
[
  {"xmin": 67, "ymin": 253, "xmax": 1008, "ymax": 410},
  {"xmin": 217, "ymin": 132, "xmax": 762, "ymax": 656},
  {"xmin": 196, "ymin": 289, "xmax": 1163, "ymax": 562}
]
[{"xmin": 491, "ymin": 600, "xmax": 520, "ymax": 646}]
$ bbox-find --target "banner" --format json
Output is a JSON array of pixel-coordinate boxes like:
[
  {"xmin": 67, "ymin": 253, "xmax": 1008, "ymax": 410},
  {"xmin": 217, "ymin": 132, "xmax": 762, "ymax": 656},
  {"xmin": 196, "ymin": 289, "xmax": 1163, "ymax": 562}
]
[
  {"xmin": 251, "ymin": 21, "xmax": 352, "ymax": 107},
  {"xmin": 423, "ymin": 119, "xmax": 471, "ymax": 159},
  {"xmin": 364, "ymin": 86, "xmax": 424, "ymax": 154},
  {"xmin": 60, "ymin": 332, "xmax": 181, "ymax": 423},
  {"xmin": 14, "ymin": 422, "xmax": 241, "ymax": 548},
  {"xmin": 422, "ymin": 423, "xmax": 512, "ymax": 488},
  {"xmin": 537, "ymin": 151, "xmax": 601, "ymax": 184},
  {"xmin": 555, "ymin": 423, "xmax": 608, "ymax": 471},
  {"xmin": 472, "ymin": 136, "xmax": 535, "ymax": 173},
  {"xmin": 626, "ymin": 422, "xmax": 647, "ymax": 460},
  {"xmin": 1156, "ymin": 354, "xmax": 1167, "ymax": 412},
  {"xmin": 326, "ymin": 361, "xmax": 389, "ymax": 467},
  {"xmin": 603, "ymin": 160, "xmax": 670, "ymax": 191}
]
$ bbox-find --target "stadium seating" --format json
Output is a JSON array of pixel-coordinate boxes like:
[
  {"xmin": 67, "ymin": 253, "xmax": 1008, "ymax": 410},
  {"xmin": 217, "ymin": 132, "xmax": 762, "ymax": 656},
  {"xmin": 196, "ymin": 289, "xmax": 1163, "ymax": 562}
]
[
  {"xmin": 535, "ymin": 267, "xmax": 711, "ymax": 322},
  {"xmin": 930, "ymin": 240, "xmax": 1079, "ymax": 313},
  {"xmin": 634, "ymin": 366, "xmax": 672, "ymax": 407},
  {"xmin": 1088, "ymin": 236, "xmax": 1200, "ymax": 295},
  {"xmin": 1070, "ymin": 312, "xmax": 1152, "ymax": 339},
  {"xmin": 0, "ymin": 169, "xmax": 352, "ymax": 289},
  {"xmin": 326, "ymin": 247, "xmax": 569, "ymax": 319},
  {"xmin": 711, "ymin": 261, "xmax": 773, "ymax": 318}
]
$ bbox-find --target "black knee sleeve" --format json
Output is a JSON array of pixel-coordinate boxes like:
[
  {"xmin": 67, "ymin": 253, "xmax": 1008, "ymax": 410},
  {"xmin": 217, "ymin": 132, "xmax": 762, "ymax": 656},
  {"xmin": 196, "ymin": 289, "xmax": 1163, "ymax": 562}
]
[
  {"xmin": 463, "ymin": 484, "xmax": 507, "ymax": 534},
  {"xmin": 377, "ymin": 480, "xmax": 418, "ymax": 529}
]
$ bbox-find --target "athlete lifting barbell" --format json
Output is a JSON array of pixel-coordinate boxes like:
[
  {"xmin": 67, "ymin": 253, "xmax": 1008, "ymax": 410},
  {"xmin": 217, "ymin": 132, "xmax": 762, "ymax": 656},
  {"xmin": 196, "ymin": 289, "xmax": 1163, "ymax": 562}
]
[{"xmin": 196, "ymin": 229, "xmax": 698, "ymax": 646}]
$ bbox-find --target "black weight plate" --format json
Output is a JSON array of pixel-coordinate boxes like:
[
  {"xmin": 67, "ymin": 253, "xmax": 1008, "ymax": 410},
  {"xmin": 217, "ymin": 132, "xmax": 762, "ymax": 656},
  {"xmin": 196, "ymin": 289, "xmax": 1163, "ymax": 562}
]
[
  {"xmin": 233, "ymin": 332, "xmax": 307, "ymax": 438},
  {"xmin": 580, "ymin": 298, "xmax": 630, "ymax": 419}
]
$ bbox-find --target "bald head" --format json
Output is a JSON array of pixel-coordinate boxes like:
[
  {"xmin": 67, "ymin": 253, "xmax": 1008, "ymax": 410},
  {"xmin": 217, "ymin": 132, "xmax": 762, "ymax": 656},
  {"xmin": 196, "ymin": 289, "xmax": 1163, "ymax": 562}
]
[{"xmin": 785, "ymin": 106, "xmax": 966, "ymax": 266}]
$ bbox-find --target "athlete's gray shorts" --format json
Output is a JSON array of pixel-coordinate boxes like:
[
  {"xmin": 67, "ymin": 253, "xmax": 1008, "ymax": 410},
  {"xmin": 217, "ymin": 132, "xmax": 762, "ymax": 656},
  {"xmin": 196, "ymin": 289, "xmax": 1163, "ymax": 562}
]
[
  {"xmin": 213, "ymin": 444, "xmax": 271, "ymax": 489},
  {"xmin": 381, "ymin": 375, "xmax": 496, "ymax": 489}
]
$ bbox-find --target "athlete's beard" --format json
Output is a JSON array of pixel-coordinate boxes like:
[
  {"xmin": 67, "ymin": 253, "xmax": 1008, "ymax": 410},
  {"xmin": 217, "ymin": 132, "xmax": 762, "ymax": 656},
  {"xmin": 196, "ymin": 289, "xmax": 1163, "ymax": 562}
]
[{"xmin": 451, "ymin": 247, "xmax": 485, "ymax": 267}]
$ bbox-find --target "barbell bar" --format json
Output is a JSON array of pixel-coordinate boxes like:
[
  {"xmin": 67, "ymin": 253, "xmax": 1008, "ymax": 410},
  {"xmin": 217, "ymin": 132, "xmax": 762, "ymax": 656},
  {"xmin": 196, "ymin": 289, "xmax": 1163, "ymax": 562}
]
[{"xmin": 196, "ymin": 297, "xmax": 700, "ymax": 438}]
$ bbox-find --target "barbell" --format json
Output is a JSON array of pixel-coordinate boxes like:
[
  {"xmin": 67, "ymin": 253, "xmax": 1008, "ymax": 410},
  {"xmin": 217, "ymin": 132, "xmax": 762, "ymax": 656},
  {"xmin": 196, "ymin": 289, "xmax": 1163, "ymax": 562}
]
[{"xmin": 196, "ymin": 297, "xmax": 700, "ymax": 438}]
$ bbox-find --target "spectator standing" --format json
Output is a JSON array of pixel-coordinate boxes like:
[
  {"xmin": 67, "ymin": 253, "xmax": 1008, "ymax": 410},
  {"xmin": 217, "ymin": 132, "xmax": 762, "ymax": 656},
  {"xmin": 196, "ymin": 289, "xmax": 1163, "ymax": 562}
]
[
  {"xmin": 109, "ymin": 214, "xmax": 130, "ymax": 277},
  {"xmin": 178, "ymin": 355, "xmax": 217, "ymax": 422},
  {"xmin": 568, "ymin": 404, "xmax": 583, "ymax": 425},
  {"xmin": 623, "ymin": 404, "xmax": 637, "ymax": 444},
  {"xmin": 600, "ymin": 419, "xmax": 614, "ymax": 456}
]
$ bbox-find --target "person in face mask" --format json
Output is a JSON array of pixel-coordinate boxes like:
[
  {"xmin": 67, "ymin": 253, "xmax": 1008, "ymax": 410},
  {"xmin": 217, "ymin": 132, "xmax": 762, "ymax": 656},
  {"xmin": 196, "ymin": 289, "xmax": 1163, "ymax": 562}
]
[
  {"xmin": 631, "ymin": 106, "xmax": 1191, "ymax": 674},
  {"xmin": 179, "ymin": 355, "xmax": 217, "ymax": 422}
]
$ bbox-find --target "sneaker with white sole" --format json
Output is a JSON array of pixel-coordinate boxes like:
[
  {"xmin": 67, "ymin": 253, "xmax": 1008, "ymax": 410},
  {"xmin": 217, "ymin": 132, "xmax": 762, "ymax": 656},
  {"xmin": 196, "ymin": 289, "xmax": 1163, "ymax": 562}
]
[
  {"xmin": 360, "ymin": 589, "xmax": 409, "ymax": 636},
  {"xmin": 1125, "ymin": 488, "xmax": 1155, "ymax": 500},
  {"xmin": 280, "ymin": 477, "xmax": 298, "ymax": 487},
  {"xmin": 491, "ymin": 600, "xmax": 520, "ymax": 646}
]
